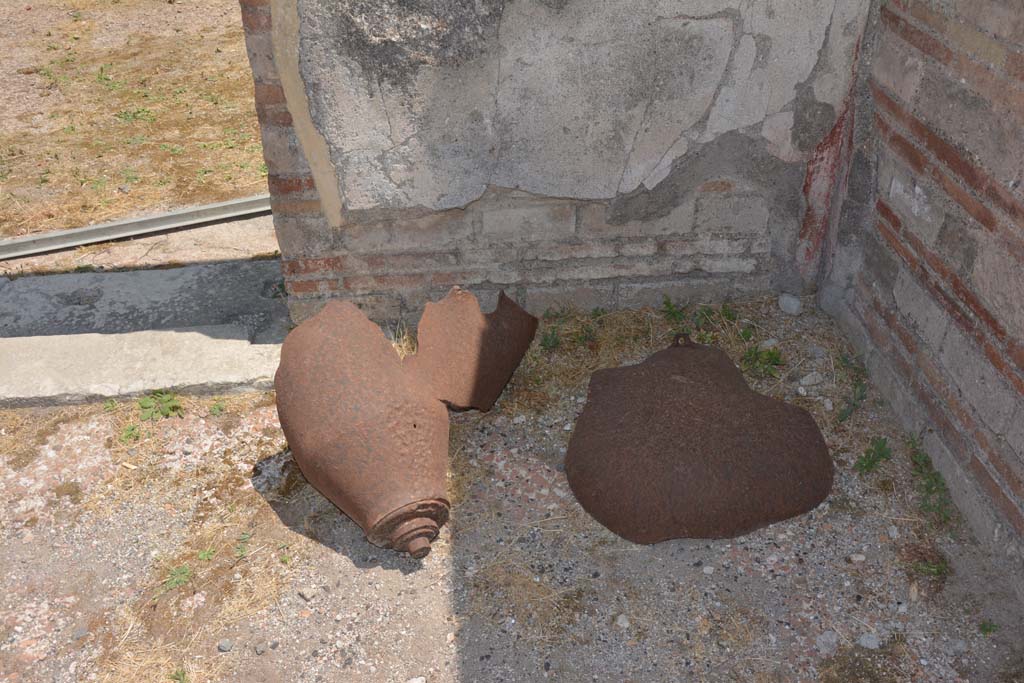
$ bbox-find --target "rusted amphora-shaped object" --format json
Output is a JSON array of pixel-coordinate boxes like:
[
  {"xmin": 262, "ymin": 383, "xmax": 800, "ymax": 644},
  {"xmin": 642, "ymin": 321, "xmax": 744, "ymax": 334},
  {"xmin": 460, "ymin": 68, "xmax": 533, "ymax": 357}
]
[
  {"xmin": 275, "ymin": 300, "xmax": 449, "ymax": 558},
  {"xmin": 275, "ymin": 289, "xmax": 537, "ymax": 558}
]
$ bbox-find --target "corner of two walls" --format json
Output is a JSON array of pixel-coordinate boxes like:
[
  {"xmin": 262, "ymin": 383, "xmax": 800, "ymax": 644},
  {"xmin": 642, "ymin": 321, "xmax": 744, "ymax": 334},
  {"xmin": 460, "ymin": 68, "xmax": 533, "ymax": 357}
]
[
  {"xmin": 821, "ymin": 0, "xmax": 1024, "ymax": 589},
  {"xmin": 241, "ymin": 0, "xmax": 872, "ymax": 323}
]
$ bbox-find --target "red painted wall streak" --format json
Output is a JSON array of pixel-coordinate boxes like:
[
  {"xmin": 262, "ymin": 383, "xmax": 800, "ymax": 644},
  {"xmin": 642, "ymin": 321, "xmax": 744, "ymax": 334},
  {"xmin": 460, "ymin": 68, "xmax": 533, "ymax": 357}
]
[{"xmin": 795, "ymin": 40, "xmax": 863, "ymax": 282}]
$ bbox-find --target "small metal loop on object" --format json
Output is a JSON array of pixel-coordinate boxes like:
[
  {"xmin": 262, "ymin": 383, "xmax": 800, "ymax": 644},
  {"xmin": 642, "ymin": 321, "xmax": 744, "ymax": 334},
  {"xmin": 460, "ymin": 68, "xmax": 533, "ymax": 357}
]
[{"xmin": 672, "ymin": 333, "xmax": 693, "ymax": 347}]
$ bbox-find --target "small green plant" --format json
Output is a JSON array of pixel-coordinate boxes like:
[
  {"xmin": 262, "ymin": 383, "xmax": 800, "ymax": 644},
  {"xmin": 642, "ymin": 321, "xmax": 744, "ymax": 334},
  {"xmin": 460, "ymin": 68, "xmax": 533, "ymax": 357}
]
[
  {"xmin": 694, "ymin": 329, "xmax": 716, "ymax": 345},
  {"xmin": 719, "ymin": 303, "xmax": 738, "ymax": 322},
  {"xmin": 912, "ymin": 558, "xmax": 950, "ymax": 577},
  {"xmin": 103, "ymin": 399, "xmax": 118, "ymax": 412},
  {"xmin": 115, "ymin": 108, "xmax": 155, "ymax": 123},
  {"xmin": 739, "ymin": 326, "xmax": 755, "ymax": 342},
  {"xmin": 198, "ymin": 549, "xmax": 216, "ymax": 561},
  {"xmin": 979, "ymin": 620, "xmax": 999, "ymax": 635},
  {"xmin": 693, "ymin": 305, "xmax": 717, "ymax": 330},
  {"xmin": 96, "ymin": 64, "xmax": 122, "ymax": 90},
  {"xmin": 169, "ymin": 669, "xmax": 188, "ymax": 683},
  {"xmin": 854, "ymin": 436, "xmax": 892, "ymax": 474},
  {"xmin": 574, "ymin": 324, "xmax": 597, "ymax": 346},
  {"xmin": 908, "ymin": 437, "xmax": 954, "ymax": 526},
  {"xmin": 279, "ymin": 553, "xmax": 292, "ymax": 565},
  {"xmin": 235, "ymin": 531, "xmax": 253, "ymax": 559},
  {"xmin": 741, "ymin": 347, "xmax": 784, "ymax": 378},
  {"xmin": 163, "ymin": 565, "xmax": 192, "ymax": 590},
  {"xmin": 540, "ymin": 327, "xmax": 561, "ymax": 351},
  {"xmin": 837, "ymin": 355, "xmax": 868, "ymax": 422},
  {"xmin": 590, "ymin": 307, "xmax": 608, "ymax": 319},
  {"xmin": 138, "ymin": 392, "xmax": 184, "ymax": 421},
  {"xmin": 209, "ymin": 401, "xmax": 226, "ymax": 417},
  {"xmin": 661, "ymin": 295, "xmax": 688, "ymax": 325},
  {"xmin": 119, "ymin": 424, "xmax": 141, "ymax": 443}
]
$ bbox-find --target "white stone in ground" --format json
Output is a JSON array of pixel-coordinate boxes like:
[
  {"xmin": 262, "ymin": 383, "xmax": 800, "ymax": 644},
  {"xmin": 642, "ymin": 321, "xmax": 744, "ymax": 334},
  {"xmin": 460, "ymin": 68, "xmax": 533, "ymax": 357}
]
[
  {"xmin": 858, "ymin": 633, "xmax": 882, "ymax": 650},
  {"xmin": 778, "ymin": 293, "xmax": 803, "ymax": 316},
  {"xmin": 815, "ymin": 630, "xmax": 839, "ymax": 655},
  {"xmin": 615, "ymin": 614, "xmax": 630, "ymax": 629}
]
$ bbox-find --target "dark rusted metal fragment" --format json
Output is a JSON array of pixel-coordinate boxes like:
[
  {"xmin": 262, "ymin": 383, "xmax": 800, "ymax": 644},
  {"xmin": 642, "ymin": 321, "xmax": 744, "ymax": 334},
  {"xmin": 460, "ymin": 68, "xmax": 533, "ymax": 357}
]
[
  {"xmin": 275, "ymin": 300, "xmax": 450, "ymax": 558},
  {"xmin": 407, "ymin": 287, "xmax": 538, "ymax": 411},
  {"xmin": 565, "ymin": 336, "xmax": 833, "ymax": 543}
]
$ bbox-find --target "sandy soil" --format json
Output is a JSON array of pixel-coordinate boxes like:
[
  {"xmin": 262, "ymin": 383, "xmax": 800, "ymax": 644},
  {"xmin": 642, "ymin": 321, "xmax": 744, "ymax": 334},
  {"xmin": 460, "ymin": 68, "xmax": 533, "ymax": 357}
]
[
  {"xmin": 1, "ymin": 296, "xmax": 1022, "ymax": 682},
  {"xmin": 0, "ymin": 0, "xmax": 264, "ymax": 238}
]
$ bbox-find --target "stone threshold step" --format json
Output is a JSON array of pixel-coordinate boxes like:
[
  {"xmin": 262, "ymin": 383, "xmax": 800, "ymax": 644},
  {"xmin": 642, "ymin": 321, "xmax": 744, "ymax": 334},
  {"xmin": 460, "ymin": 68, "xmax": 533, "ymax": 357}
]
[{"xmin": 0, "ymin": 325, "xmax": 280, "ymax": 407}]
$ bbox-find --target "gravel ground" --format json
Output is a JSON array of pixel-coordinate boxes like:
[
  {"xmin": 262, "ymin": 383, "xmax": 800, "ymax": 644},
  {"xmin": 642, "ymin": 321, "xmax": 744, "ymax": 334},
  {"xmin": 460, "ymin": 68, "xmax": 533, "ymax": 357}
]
[{"xmin": 1, "ymin": 294, "xmax": 1022, "ymax": 682}]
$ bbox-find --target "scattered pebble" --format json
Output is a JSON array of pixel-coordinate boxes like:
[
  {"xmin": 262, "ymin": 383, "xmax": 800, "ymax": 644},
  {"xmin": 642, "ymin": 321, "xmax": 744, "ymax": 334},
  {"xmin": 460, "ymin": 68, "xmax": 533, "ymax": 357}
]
[
  {"xmin": 703, "ymin": 565, "xmax": 715, "ymax": 575},
  {"xmin": 778, "ymin": 293, "xmax": 803, "ymax": 316},
  {"xmin": 800, "ymin": 371, "xmax": 824, "ymax": 387},
  {"xmin": 758, "ymin": 338, "xmax": 779, "ymax": 350},
  {"xmin": 823, "ymin": 398, "xmax": 834, "ymax": 411},
  {"xmin": 217, "ymin": 639, "xmax": 234, "ymax": 653},
  {"xmin": 850, "ymin": 553, "xmax": 866, "ymax": 563},
  {"xmin": 254, "ymin": 642, "xmax": 267, "ymax": 656},
  {"xmin": 563, "ymin": 423, "xmax": 572, "ymax": 432},
  {"xmin": 815, "ymin": 630, "xmax": 839, "ymax": 656},
  {"xmin": 298, "ymin": 587, "xmax": 317, "ymax": 602},
  {"xmin": 888, "ymin": 525, "xmax": 899, "ymax": 539},
  {"xmin": 615, "ymin": 614, "xmax": 630, "ymax": 629},
  {"xmin": 406, "ymin": 677, "xmax": 426, "ymax": 683},
  {"xmin": 858, "ymin": 633, "xmax": 881, "ymax": 650}
]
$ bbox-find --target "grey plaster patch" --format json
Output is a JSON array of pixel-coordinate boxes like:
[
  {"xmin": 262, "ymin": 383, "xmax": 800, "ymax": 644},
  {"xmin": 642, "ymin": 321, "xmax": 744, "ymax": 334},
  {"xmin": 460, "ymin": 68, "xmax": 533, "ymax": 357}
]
[{"xmin": 293, "ymin": 0, "xmax": 863, "ymax": 212}]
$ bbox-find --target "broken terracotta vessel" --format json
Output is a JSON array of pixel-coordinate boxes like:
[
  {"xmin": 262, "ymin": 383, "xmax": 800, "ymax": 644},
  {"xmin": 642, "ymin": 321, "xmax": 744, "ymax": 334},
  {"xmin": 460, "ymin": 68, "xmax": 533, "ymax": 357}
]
[
  {"xmin": 274, "ymin": 288, "xmax": 537, "ymax": 558},
  {"xmin": 408, "ymin": 289, "xmax": 539, "ymax": 411},
  {"xmin": 565, "ymin": 335, "xmax": 833, "ymax": 543}
]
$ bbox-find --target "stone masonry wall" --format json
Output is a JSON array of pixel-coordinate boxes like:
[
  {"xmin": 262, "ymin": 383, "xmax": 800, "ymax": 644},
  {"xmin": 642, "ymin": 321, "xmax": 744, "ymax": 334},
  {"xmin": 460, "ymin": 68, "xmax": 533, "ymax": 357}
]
[
  {"xmin": 822, "ymin": 0, "xmax": 1024, "ymax": 582},
  {"xmin": 240, "ymin": 0, "xmax": 872, "ymax": 322}
]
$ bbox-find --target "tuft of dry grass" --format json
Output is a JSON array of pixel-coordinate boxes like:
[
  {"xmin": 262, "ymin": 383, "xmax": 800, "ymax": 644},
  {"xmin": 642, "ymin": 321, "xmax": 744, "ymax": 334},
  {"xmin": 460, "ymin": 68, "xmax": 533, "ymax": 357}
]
[{"xmin": 1, "ymin": 0, "xmax": 263, "ymax": 238}]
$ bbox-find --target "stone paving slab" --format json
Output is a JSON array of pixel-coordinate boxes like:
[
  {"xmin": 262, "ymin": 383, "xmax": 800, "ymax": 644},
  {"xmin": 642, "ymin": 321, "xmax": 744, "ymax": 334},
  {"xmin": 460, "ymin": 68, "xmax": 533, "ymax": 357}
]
[{"xmin": 0, "ymin": 326, "xmax": 280, "ymax": 406}]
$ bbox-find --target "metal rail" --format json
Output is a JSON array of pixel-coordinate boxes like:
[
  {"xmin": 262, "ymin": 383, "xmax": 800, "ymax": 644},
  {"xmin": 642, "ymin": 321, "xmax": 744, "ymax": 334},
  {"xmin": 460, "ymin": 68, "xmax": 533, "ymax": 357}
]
[{"xmin": 0, "ymin": 194, "xmax": 272, "ymax": 261}]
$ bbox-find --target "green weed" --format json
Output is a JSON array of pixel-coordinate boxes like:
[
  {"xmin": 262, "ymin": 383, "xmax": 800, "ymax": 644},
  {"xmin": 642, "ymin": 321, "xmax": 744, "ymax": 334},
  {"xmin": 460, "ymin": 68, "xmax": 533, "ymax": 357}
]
[
  {"xmin": 741, "ymin": 346, "xmax": 784, "ymax": 378},
  {"xmin": 138, "ymin": 392, "xmax": 184, "ymax": 421},
  {"xmin": 540, "ymin": 328, "xmax": 561, "ymax": 351},
  {"xmin": 854, "ymin": 437, "xmax": 892, "ymax": 475},
  {"xmin": 119, "ymin": 424, "xmax": 141, "ymax": 443},
  {"xmin": 908, "ymin": 437, "xmax": 954, "ymax": 526},
  {"xmin": 660, "ymin": 295, "xmax": 688, "ymax": 326},
  {"xmin": 980, "ymin": 620, "xmax": 999, "ymax": 635},
  {"xmin": 115, "ymin": 108, "xmax": 155, "ymax": 123},
  {"xmin": 162, "ymin": 565, "xmax": 192, "ymax": 590}
]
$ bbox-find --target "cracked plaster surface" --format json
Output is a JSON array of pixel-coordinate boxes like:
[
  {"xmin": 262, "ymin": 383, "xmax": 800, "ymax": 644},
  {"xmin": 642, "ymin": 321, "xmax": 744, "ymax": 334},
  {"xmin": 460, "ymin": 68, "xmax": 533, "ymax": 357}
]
[{"xmin": 293, "ymin": 0, "xmax": 869, "ymax": 212}]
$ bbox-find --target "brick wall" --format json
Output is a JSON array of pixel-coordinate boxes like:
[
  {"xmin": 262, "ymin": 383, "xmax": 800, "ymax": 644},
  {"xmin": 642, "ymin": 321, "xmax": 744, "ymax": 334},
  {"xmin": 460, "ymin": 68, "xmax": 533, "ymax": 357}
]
[
  {"xmin": 825, "ymin": 0, "xmax": 1024, "ymax": 578},
  {"xmin": 240, "ymin": 0, "xmax": 869, "ymax": 323}
]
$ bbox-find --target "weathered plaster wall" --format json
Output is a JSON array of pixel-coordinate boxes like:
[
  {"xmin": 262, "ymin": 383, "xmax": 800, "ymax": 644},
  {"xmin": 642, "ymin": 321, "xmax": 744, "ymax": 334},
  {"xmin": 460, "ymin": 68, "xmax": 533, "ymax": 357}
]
[
  {"xmin": 821, "ymin": 0, "xmax": 1024, "ymax": 590},
  {"xmin": 241, "ymin": 0, "xmax": 871, "ymax": 321}
]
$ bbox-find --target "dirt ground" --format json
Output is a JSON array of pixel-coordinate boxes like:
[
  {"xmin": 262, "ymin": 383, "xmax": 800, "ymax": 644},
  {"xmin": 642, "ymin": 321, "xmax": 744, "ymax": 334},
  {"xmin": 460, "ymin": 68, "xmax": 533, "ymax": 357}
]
[
  {"xmin": 2, "ymin": 295, "xmax": 1023, "ymax": 682},
  {"xmin": 0, "ymin": 0, "xmax": 263, "ymax": 238}
]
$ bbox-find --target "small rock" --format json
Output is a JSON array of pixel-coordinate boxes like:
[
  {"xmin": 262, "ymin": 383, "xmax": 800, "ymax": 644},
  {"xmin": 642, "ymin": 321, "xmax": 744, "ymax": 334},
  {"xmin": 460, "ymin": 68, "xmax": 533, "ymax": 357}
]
[
  {"xmin": 758, "ymin": 338, "xmax": 779, "ymax": 350},
  {"xmin": 270, "ymin": 641, "xmax": 280, "ymax": 650},
  {"xmin": 808, "ymin": 344, "xmax": 828, "ymax": 360},
  {"xmin": 703, "ymin": 565, "xmax": 715, "ymax": 575},
  {"xmin": 71, "ymin": 626, "xmax": 89, "ymax": 641},
  {"xmin": 298, "ymin": 587, "xmax": 317, "ymax": 602},
  {"xmin": 778, "ymin": 293, "xmax": 803, "ymax": 316},
  {"xmin": 823, "ymin": 398, "xmax": 834, "ymax": 411},
  {"xmin": 615, "ymin": 614, "xmax": 630, "ymax": 629},
  {"xmin": 254, "ymin": 643, "xmax": 267, "ymax": 656},
  {"xmin": 949, "ymin": 639, "xmax": 968, "ymax": 655},
  {"xmin": 816, "ymin": 630, "xmax": 839, "ymax": 656},
  {"xmin": 513, "ymin": 415, "xmax": 526, "ymax": 425},
  {"xmin": 563, "ymin": 423, "xmax": 572, "ymax": 432},
  {"xmin": 888, "ymin": 525, "xmax": 899, "ymax": 539},
  {"xmin": 797, "ymin": 386, "xmax": 808, "ymax": 396},
  {"xmin": 858, "ymin": 633, "xmax": 881, "ymax": 650},
  {"xmin": 850, "ymin": 553, "xmax": 866, "ymax": 563},
  {"xmin": 217, "ymin": 639, "xmax": 234, "ymax": 653},
  {"xmin": 800, "ymin": 371, "xmax": 824, "ymax": 387},
  {"xmin": 406, "ymin": 678, "xmax": 427, "ymax": 683}
]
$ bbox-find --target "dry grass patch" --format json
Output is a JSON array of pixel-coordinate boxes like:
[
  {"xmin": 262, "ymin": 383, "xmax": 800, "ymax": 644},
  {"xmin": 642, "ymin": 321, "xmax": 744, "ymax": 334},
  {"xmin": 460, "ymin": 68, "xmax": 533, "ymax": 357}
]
[{"xmin": 1, "ymin": 0, "xmax": 263, "ymax": 237}]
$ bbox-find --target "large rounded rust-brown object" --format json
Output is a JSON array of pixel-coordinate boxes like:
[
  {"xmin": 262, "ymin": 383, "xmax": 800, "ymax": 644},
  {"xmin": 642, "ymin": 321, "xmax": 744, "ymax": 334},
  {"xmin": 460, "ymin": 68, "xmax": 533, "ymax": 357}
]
[
  {"xmin": 275, "ymin": 300, "xmax": 450, "ymax": 558},
  {"xmin": 407, "ymin": 287, "xmax": 539, "ymax": 411},
  {"xmin": 565, "ymin": 337, "xmax": 833, "ymax": 543}
]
